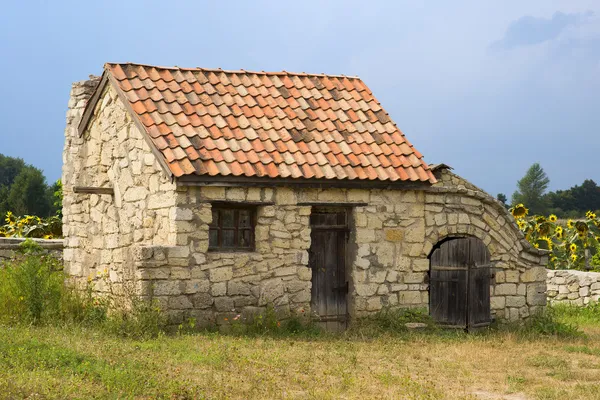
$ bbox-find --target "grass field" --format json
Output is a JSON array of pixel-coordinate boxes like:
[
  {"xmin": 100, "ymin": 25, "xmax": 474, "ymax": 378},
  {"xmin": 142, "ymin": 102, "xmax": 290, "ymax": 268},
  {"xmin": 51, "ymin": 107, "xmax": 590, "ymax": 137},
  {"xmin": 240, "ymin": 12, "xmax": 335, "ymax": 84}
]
[{"xmin": 1, "ymin": 308, "xmax": 600, "ymax": 400}]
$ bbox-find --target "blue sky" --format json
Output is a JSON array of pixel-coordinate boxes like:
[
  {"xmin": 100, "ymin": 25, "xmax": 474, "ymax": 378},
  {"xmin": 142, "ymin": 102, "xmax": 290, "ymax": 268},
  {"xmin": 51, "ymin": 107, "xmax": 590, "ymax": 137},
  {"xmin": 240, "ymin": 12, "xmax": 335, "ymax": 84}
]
[{"xmin": 0, "ymin": 0, "xmax": 598, "ymax": 197}]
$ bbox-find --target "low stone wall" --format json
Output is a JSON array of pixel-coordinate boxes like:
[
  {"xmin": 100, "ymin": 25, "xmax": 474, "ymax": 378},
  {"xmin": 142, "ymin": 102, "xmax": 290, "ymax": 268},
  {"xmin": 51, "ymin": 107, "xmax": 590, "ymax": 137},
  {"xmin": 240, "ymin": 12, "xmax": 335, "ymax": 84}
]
[
  {"xmin": 0, "ymin": 237, "xmax": 64, "ymax": 263},
  {"xmin": 547, "ymin": 269, "xmax": 600, "ymax": 306}
]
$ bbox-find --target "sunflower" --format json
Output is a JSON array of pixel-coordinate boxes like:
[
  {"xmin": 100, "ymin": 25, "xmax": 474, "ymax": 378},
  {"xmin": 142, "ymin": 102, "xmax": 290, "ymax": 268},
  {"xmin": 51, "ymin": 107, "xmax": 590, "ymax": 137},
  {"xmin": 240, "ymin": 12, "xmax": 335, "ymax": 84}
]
[
  {"xmin": 567, "ymin": 219, "xmax": 574, "ymax": 229},
  {"xmin": 571, "ymin": 254, "xmax": 577, "ymax": 262},
  {"xmin": 586, "ymin": 211, "xmax": 597, "ymax": 220},
  {"xmin": 536, "ymin": 216, "xmax": 547, "ymax": 224},
  {"xmin": 548, "ymin": 214, "xmax": 558, "ymax": 222},
  {"xmin": 517, "ymin": 220, "xmax": 526, "ymax": 230},
  {"xmin": 510, "ymin": 204, "xmax": 529, "ymax": 219},
  {"xmin": 575, "ymin": 221, "xmax": 589, "ymax": 234},
  {"xmin": 542, "ymin": 237, "xmax": 553, "ymax": 250},
  {"xmin": 536, "ymin": 237, "xmax": 552, "ymax": 250},
  {"xmin": 555, "ymin": 226, "xmax": 563, "ymax": 234},
  {"xmin": 538, "ymin": 222, "xmax": 552, "ymax": 237},
  {"xmin": 550, "ymin": 256, "xmax": 558, "ymax": 263},
  {"xmin": 569, "ymin": 243, "xmax": 577, "ymax": 253}
]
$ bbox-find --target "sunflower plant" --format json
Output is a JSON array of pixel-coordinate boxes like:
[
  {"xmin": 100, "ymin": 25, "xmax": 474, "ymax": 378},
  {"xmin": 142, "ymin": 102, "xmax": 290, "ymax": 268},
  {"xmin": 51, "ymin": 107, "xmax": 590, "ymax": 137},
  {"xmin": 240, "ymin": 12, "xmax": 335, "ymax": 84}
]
[
  {"xmin": 509, "ymin": 204, "xmax": 600, "ymax": 271},
  {"xmin": 0, "ymin": 212, "xmax": 62, "ymax": 239}
]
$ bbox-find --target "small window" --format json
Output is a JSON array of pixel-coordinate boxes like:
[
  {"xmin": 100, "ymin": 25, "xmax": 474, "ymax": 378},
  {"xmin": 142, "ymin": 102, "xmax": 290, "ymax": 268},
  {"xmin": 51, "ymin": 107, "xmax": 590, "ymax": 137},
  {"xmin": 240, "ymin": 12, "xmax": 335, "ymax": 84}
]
[{"xmin": 209, "ymin": 205, "xmax": 255, "ymax": 251}]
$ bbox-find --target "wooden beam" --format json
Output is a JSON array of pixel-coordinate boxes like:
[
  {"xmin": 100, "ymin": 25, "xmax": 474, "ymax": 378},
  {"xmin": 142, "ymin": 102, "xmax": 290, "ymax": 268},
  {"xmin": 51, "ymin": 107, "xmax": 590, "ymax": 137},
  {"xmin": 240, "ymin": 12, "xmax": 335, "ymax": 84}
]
[
  {"xmin": 202, "ymin": 200, "xmax": 275, "ymax": 206},
  {"xmin": 177, "ymin": 175, "xmax": 431, "ymax": 190},
  {"xmin": 297, "ymin": 202, "xmax": 368, "ymax": 207},
  {"xmin": 77, "ymin": 72, "xmax": 109, "ymax": 136},
  {"xmin": 73, "ymin": 186, "xmax": 114, "ymax": 195}
]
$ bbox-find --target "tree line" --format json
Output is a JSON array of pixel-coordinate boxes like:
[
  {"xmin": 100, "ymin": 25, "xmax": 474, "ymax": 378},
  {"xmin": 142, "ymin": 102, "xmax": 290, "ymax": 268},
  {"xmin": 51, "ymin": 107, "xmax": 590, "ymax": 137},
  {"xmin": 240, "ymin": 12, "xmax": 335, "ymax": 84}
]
[
  {"xmin": 0, "ymin": 154, "xmax": 61, "ymax": 218},
  {"xmin": 497, "ymin": 162, "xmax": 600, "ymax": 218}
]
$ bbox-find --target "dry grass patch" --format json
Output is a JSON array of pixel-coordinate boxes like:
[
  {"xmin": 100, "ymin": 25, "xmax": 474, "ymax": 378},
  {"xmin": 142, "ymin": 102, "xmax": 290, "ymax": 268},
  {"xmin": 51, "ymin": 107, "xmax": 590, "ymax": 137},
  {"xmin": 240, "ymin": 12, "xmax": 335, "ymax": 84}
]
[{"xmin": 1, "ymin": 322, "xmax": 600, "ymax": 399}]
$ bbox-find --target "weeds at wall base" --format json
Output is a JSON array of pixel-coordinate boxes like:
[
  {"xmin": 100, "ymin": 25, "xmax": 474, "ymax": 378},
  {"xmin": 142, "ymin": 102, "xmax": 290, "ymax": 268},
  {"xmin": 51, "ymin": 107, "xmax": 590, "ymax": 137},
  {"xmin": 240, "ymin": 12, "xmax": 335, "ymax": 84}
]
[
  {"xmin": 0, "ymin": 239, "xmax": 166, "ymax": 340},
  {"xmin": 1, "ymin": 240, "xmax": 596, "ymax": 341}
]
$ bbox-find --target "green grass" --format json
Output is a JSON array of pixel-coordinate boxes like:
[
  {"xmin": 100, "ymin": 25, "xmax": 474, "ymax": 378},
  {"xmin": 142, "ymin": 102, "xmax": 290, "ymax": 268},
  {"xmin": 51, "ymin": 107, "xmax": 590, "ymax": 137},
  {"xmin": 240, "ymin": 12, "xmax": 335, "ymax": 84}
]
[
  {"xmin": 552, "ymin": 302, "xmax": 600, "ymax": 327},
  {"xmin": 3, "ymin": 247, "xmax": 600, "ymax": 398},
  {"xmin": 1, "ymin": 308, "xmax": 600, "ymax": 400}
]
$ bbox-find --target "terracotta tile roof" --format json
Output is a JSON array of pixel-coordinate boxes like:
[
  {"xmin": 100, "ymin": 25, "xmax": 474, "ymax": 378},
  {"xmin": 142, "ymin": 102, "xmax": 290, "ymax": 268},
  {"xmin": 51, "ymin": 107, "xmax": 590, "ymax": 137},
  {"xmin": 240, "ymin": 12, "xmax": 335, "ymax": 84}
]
[{"xmin": 102, "ymin": 63, "xmax": 436, "ymax": 183}]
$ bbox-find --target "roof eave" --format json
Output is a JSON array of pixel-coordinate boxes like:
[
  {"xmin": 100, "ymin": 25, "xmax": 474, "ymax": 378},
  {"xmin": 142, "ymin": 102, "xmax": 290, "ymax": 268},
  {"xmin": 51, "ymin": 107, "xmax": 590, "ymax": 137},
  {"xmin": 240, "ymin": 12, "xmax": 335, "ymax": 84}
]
[
  {"xmin": 176, "ymin": 174, "xmax": 434, "ymax": 189},
  {"xmin": 77, "ymin": 71, "xmax": 109, "ymax": 137}
]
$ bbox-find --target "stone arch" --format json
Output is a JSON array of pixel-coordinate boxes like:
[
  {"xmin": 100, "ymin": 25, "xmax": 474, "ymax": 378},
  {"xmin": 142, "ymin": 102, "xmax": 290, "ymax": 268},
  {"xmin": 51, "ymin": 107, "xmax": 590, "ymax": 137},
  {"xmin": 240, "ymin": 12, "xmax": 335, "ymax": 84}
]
[
  {"xmin": 422, "ymin": 168, "xmax": 549, "ymax": 322},
  {"xmin": 424, "ymin": 224, "xmax": 494, "ymax": 261}
]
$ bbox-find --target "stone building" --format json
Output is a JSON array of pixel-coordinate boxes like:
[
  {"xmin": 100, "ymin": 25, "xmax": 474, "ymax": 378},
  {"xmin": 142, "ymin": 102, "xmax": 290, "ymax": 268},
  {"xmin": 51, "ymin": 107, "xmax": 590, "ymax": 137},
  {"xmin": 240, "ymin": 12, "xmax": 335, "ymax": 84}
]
[{"xmin": 62, "ymin": 63, "xmax": 547, "ymax": 329}]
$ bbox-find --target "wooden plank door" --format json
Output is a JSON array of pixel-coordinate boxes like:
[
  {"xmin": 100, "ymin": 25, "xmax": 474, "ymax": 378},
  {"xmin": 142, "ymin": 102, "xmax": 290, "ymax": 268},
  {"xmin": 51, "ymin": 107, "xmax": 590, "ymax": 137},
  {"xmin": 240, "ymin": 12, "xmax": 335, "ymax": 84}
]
[
  {"xmin": 429, "ymin": 237, "xmax": 491, "ymax": 329},
  {"xmin": 467, "ymin": 237, "xmax": 492, "ymax": 327},
  {"xmin": 429, "ymin": 238, "xmax": 469, "ymax": 327},
  {"xmin": 309, "ymin": 209, "xmax": 348, "ymax": 331}
]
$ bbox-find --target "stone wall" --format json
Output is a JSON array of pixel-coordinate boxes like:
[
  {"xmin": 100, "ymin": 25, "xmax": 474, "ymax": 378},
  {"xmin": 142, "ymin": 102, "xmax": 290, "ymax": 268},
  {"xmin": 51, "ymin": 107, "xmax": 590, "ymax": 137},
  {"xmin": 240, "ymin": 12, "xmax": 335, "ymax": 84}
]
[
  {"xmin": 0, "ymin": 237, "xmax": 63, "ymax": 263},
  {"xmin": 62, "ymin": 79, "xmax": 177, "ymax": 294},
  {"xmin": 547, "ymin": 269, "xmax": 600, "ymax": 306},
  {"xmin": 133, "ymin": 187, "xmax": 312, "ymax": 326},
  {"xmin": 427, "ymin": 169, "xmax": 549, "ymax": 321},
  {"xmin": 132, "ymin": 182, "xmax": 547, "ymax": 325}
]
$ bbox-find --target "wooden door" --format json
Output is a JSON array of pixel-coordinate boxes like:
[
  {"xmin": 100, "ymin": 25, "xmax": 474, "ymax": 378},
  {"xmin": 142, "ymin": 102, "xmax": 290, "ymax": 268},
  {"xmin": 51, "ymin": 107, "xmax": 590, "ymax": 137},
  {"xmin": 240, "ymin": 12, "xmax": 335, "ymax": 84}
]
[
  {"xmin": 309, "ymin": 209, "xmax": 348, "ymax": 331},
  {"xmin": 429, "ymin": 237, "xmax": 491, "ymax": 329}
]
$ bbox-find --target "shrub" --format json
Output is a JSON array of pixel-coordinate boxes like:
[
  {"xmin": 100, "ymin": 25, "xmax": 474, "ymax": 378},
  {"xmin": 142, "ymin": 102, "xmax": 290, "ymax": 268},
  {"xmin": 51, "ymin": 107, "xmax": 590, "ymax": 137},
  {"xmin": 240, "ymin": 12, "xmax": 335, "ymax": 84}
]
[
  {"xmin": 498, "ymin": 307, "xmax": 583, "ymax": 339},
  {"xmin": 225, "ymin": 306, "xmax": 320, "ymax": 337},
  {"xmin": 0, "ymin": 240, "xmax": 165, "ymax": 339},
  {"xmin": 551, "ymin": 301, "xmax": 600, "ymax": 326},
  {"xmin": 0, "ymin": 239, "xmax": 64, "ymax": 324},
  {"xmin": 524, "ymin": 309, "xmax": 582, "ymax": 338},
  {"xmin": 101, "ymin": 294, "xmax": 166, "ymax": 340}
]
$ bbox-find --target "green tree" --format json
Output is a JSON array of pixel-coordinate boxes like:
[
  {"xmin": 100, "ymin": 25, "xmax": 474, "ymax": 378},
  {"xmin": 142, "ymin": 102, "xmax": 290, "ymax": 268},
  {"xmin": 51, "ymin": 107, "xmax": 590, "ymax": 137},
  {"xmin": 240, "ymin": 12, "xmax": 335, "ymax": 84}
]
[
  {"xmin": 0, "ymin": 154, "xmax": 56, "ymax": 217},
  {"xmin": 496, "ymin": 193, "xmax": 507, "ymax": 205},
  {"xmin": 0, "ymin": 154, "xmax": 26, "ymax": 187},
  {"xmin": 5, "ymin": 167, "xmax": 51, "ymax": 217},
  {"xmin": 0, "ymin": 154, "xmax": 27, "ymax": 215},
  {"xmin": 546, "ymin": 179, "xmax": 600, "ymax": 217},
  {"xmin": 511, "ymin": 163, "xmax": 550, "ymax": 215}
]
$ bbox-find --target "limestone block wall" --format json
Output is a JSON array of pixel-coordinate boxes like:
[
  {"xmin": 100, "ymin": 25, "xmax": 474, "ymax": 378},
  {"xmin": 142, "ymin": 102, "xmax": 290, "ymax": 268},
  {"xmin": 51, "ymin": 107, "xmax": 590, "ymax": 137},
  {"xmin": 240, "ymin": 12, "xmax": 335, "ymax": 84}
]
[
  {"xmin": 0, "ymin": 237, "xmax": 63, "ymax": 263},
  {"xmin": 132, "ymin": 186, "xmax": 437, "ymax": 324},
  {"xmin": 62, "ymin": 80, "xmax": 177, "ymax": 293},
  {"xmin": 133, "ymin": 186, "xmax": 313, "ymax": 325},
  {"xmin": 547, "ymin": 270, "xmax": 600, "ymax": 305},
  {"xmin": 425, "ymin": 169, "xmax": 549, "ymax": 321},
  {"xmin": 131, "ymin": 181, "xmax": 547, "ymax": 325},
  {"xmin": 348, "ymin": 189, "xmax": 430, "ymax": 316}
]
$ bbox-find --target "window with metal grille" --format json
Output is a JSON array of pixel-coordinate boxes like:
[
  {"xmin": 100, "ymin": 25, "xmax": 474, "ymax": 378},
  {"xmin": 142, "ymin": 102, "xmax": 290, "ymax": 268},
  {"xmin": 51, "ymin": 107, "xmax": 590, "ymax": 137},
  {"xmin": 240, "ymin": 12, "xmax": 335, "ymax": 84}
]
[{"xmin": 208, "ymin": 206, "xmax": 255, "ymax": 251}]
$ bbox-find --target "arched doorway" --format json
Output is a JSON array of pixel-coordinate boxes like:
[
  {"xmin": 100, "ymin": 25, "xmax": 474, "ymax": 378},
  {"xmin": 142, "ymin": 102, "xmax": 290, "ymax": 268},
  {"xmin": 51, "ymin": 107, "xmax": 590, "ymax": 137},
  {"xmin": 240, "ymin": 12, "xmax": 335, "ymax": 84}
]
[{"xmin": 429, "ymin": 237, "xmax": 492, "ymax": 329}]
